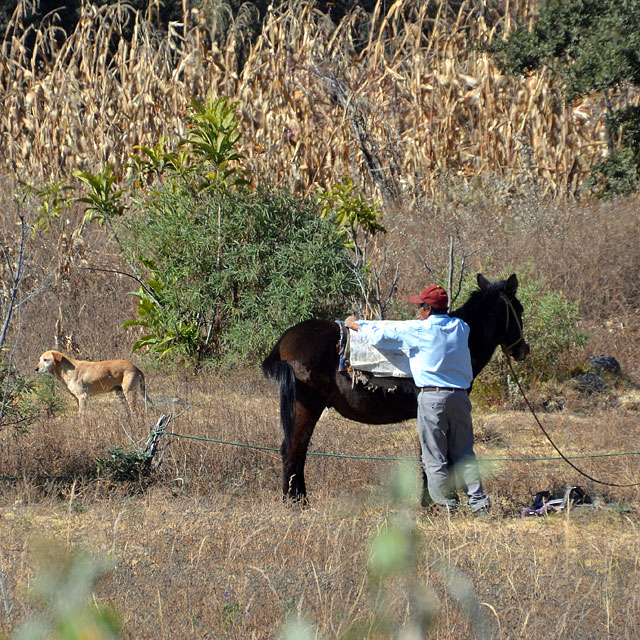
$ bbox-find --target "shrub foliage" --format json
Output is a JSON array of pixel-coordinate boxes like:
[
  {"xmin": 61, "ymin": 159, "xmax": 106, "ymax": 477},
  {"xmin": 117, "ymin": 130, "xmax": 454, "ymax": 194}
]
[
  {"xmin": 121, "ymin": 185, "xmax": 356, "ymax": 365},
  {"xmin": 459, "ymin": 267, "xmax": 588, "ymax": 403},
  {"xmin": 97, "ymin": 94, "xmax": 361, "ymax": 366},
  {"xmin": 488, "ymin": 0, "xmax": 640, "ymax": 197}
]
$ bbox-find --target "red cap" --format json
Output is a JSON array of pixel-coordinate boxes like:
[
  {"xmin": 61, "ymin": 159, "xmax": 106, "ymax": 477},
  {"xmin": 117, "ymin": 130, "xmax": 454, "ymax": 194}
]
[{"xmin": 408, "ymin": 285, "xmax": 448, "ymax": 309}]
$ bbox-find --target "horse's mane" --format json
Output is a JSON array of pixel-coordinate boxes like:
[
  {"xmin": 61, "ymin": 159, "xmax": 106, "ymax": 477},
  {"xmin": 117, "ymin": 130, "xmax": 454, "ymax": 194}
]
[{"xmin": 450, "ymin": 281, "xmax": 503, "ymax": 322}]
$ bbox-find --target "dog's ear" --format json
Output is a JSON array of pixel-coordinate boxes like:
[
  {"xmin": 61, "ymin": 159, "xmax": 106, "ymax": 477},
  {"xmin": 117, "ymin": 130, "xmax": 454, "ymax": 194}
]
[{"xmin": 53, "ymin": 351, "xmax": 64, "ymax": 363}]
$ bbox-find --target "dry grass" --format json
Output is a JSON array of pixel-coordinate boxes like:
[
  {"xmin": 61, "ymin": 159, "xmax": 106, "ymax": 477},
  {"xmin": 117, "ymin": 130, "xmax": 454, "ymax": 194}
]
[
  {"xmin": 1, "ymin": 0, "xmax": 634, "ymax": 201},
  {"xmin": 0, "ymin": 369, "xmax": 639, "ymax": 639},
  {"xmin": 1, "ymin": 144, "xmax": 639, "ymax": 638}
]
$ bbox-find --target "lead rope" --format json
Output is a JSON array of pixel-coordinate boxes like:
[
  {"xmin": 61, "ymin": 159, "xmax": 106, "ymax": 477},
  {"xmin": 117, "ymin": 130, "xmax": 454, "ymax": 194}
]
[
  {"xmin": 504, "ymin": 355, "xmax": 640, "ymax": 488},
  {"xmin": 500, "ymin": 293, "xmax": 526, "ymax": 354}
]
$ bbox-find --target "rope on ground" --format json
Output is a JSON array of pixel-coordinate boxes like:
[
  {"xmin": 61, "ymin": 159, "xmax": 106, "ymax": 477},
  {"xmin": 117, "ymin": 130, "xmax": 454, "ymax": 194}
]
[
  {"xmin": 3, "ymin": 430, "xmax": 637, "ymax": 482},
  {"xmin": 504, "ymin": 357, "xmax": 640, "ymax": 487},
  {"xmin": 156, "ymin": 430, "xmax": 640, "ymax": 464}
]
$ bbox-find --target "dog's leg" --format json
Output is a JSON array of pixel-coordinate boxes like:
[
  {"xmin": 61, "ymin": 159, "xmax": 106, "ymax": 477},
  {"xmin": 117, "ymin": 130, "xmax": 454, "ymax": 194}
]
[
  {"xmin": 123, "ymin": 371, "xmax": 147, "ymax": 416},
  {"xmin": 77, "ymin": 394, "xmax": 88, "ymax": 416},
  {"xmin": 138, "ymin": 372, "xmax": 149, "ymax": 411},
  {"xmin": 115, "ymin": 387, "xmax": 132, "ymax": 416}
]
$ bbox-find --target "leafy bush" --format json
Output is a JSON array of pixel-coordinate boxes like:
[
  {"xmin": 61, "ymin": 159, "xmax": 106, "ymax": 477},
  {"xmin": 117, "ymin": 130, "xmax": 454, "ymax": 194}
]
[
  {"xmin": 96, "ymin": 445, "xmax": 152, "ymax": 482},
  {"xmin": 588, "ymin": 106, "xmax": 640, "ymax": 198},
  {"xmin": 487, "ymin": 0, "xmax": 640, "ymax": 197},
  {"xmin": 0, "ymin": 357, "xmax": 65, "ymax": 438},
  {"xmin": 98, "ymin": 94, "xmax": 356, "ymax": 366},
  {"xmin": 318, "ymin": 177, "xmax": 395, "ymax": 319},
  {"xmin": 589, "ymin": 147, "xmax": 639, "ymax": 199},
  {"xmin": 120, "ymin": 185, "xmax": 356, "ymax": 366},
  {"xmin": 69, "ymin": 94, "xmax": 361, "ymax": 367}
]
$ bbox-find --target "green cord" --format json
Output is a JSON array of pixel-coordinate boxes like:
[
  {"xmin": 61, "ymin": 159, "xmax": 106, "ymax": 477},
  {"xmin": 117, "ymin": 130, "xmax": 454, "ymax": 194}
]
[{"xmin": 157, "ymin": 430, "xmax": 640, "ymax": 463}]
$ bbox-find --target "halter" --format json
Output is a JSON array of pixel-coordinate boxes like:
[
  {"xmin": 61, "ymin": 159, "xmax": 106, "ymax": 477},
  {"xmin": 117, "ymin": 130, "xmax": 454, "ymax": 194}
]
[{"xmin": 499, "ymin": 293, "xmax": 525, "ymax": 356}]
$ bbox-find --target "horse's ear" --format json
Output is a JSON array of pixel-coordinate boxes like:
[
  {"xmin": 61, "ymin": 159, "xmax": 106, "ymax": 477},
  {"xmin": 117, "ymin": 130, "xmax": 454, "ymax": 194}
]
[
  {"xmin": 477, "ymin": 274, "xmax": 491, "ymax": 291},
  {"xmin": 506, "ymin": 273, "xmax": 519, "ymax": 297}
]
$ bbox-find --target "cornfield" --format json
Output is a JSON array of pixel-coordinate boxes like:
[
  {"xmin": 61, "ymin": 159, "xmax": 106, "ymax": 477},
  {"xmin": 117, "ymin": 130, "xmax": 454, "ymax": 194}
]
[{"xmin": 0, "ymin": 0, "xmax": 619, "ymax": 201}]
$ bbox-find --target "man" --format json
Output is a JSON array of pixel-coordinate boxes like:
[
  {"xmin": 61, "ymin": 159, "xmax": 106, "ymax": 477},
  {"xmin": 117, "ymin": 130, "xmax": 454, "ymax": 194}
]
[{"xmin": 345, "ymin": 285, "xmax": 490, "ymax": 515}]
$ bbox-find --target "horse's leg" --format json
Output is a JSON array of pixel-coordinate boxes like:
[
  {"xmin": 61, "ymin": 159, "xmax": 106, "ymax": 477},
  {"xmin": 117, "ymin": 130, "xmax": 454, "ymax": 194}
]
[{"xmin": 281, "ymin": 382, "xmax": 326, "ymax": 502}]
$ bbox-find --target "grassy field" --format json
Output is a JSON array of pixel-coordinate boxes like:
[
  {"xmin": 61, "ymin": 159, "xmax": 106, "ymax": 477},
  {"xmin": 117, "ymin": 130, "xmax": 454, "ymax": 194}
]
[{"xmin": 0, "ymin": 368, "xmax": 639, "ymax": 639}]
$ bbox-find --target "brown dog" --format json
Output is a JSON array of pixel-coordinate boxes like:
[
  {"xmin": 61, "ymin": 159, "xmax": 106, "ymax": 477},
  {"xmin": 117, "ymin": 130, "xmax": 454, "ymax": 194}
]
[{"xmin": 35, "ymin": 350, "xmax": 146, "ymax": 415}]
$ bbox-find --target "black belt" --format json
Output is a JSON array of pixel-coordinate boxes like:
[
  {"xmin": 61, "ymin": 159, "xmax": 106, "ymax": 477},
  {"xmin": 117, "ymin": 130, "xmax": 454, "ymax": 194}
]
[{"xmin": 419, "ymin": 386, "xmax": 459, "ymax": 392}]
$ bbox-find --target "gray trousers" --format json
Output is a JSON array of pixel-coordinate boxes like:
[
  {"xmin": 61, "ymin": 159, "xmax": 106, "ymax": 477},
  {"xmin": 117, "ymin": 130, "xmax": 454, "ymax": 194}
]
[{"xmin": 418, "ymin": 388, "xmax": 489, "ymax": 511}]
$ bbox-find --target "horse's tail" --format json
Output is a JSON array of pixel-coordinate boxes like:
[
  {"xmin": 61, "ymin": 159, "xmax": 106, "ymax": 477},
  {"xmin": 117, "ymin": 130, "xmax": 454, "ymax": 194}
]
[{"xmin": 262, "ymin": 347, "xmax": 296, "ymax": 453}]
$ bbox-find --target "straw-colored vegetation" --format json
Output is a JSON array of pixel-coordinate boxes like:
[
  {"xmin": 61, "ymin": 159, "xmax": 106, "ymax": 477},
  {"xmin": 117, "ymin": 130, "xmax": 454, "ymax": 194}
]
[
  {"xmin": 1, "ymin": 1, "xmax": 640, "ymax": 638},
  {"xmin": 0, "ymin": 372, "xmax": 639, "ymax": 639},
  {"xmin": 0, "ymin": 0, "xmax": 620, "ymax": 200}
]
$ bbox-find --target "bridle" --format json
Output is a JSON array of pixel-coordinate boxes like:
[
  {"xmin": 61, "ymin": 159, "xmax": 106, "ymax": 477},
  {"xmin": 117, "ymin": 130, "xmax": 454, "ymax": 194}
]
[{"xmin": 499, "ymin": 293, "xmax": 525, "ymax": 356}]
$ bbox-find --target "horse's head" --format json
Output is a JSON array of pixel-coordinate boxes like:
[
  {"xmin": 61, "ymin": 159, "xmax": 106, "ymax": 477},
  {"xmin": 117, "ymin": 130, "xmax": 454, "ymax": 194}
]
[{"xmin": 477, "ymin": 273, "xmax": 530, "ymax": 361}]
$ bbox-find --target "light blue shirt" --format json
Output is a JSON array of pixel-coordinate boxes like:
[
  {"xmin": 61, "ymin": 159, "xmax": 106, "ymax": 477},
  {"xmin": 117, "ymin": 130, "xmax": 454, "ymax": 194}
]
[{"xmin": 358, "ymin": 315, "xmax": 473, "ymax": 388}]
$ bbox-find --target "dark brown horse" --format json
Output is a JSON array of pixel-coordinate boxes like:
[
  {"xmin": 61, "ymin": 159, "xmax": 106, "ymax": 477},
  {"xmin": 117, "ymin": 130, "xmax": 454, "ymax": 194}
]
[{"xmin": 262, "ymin": 274, "xmax": 530, "ymax": 500}]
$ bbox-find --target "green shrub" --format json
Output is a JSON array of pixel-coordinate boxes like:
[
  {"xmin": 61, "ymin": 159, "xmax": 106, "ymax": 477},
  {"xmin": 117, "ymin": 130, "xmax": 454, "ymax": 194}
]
[
  {"xmin": 487, "ymin": 0, "xmax": 640, "ymax": 197},
  {"xmin": 318, "ymin": 177, "xmax": 393, "ymax": 319},
  {"xmin": 96, "ymin": 445, "xmax": 152, "ymax": 482},
  {"xmin": 0, "ymin": 357, "xmax": 65, "ymax": 438},
  {"xmin": 120, "ymin": 185, "xmax": 357, "ymax": 366},
  {"xmin": 73, "ymin": 94, "xmax": 360, "ymax": 367},
  {"xmin": 516, "ymin": 275, "xmax": 588, "ymax": 381}
]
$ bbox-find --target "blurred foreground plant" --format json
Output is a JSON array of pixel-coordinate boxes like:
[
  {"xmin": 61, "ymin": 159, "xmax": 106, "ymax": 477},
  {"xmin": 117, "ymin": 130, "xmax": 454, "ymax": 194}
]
[
  {"xmin": 14, "ymin": 542, "xmax": 121, "ymax": 640},
  {"xmin": 280, "ymin": 464, "xmax": 495, "ymax": 640}
]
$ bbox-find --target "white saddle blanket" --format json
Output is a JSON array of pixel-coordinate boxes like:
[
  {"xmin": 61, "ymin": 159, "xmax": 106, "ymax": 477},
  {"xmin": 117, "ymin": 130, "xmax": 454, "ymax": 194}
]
[{"xmin": 349, "ymin": 327, "xmax": 412, "ymax": 378}]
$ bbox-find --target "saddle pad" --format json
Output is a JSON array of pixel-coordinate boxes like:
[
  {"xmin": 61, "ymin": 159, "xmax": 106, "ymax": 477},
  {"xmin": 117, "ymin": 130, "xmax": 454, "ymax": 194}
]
[{"xmin": 348, "ymin": 327, "xmax": 412, "ymax": 378}]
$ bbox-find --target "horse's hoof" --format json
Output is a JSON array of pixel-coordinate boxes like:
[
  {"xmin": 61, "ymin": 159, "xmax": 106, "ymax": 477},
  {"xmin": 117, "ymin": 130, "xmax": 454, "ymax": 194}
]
[{"xmin": 282, "ymin": 493, "xmax": 309, "ymax": 508}]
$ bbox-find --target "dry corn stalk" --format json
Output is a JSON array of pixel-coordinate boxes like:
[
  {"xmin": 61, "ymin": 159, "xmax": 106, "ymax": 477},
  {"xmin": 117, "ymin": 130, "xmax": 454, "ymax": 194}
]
[{"xmin": 0, "ymin": 0, "xmax": 628, "ymax": 204}]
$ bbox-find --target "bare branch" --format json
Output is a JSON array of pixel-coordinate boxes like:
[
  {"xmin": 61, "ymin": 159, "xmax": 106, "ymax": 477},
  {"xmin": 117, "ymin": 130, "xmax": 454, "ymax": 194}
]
[
  {"xmin": 0, "ymin": 217, "xmax": 27, "ymax": 428},
  {"xmin": 69, "ymin": 262, "xmax": 161, "ymax": 305},
  {"xmin": 412, "ymin": 246, "xmax": 437, "ymax": 282},
  {"xmin": 309, "ymin": 63, "xmax": 401, "ymax": 208},
  {"xmin": 0, "ymin": 217, "xmax": 26, "ymax": 351}
]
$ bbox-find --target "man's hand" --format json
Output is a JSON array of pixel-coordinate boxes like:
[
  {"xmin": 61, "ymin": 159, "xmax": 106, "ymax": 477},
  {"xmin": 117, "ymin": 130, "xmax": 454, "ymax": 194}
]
[{"xmin": 345, "ymin": 315, "xmax": 360, "ymax": 331}]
